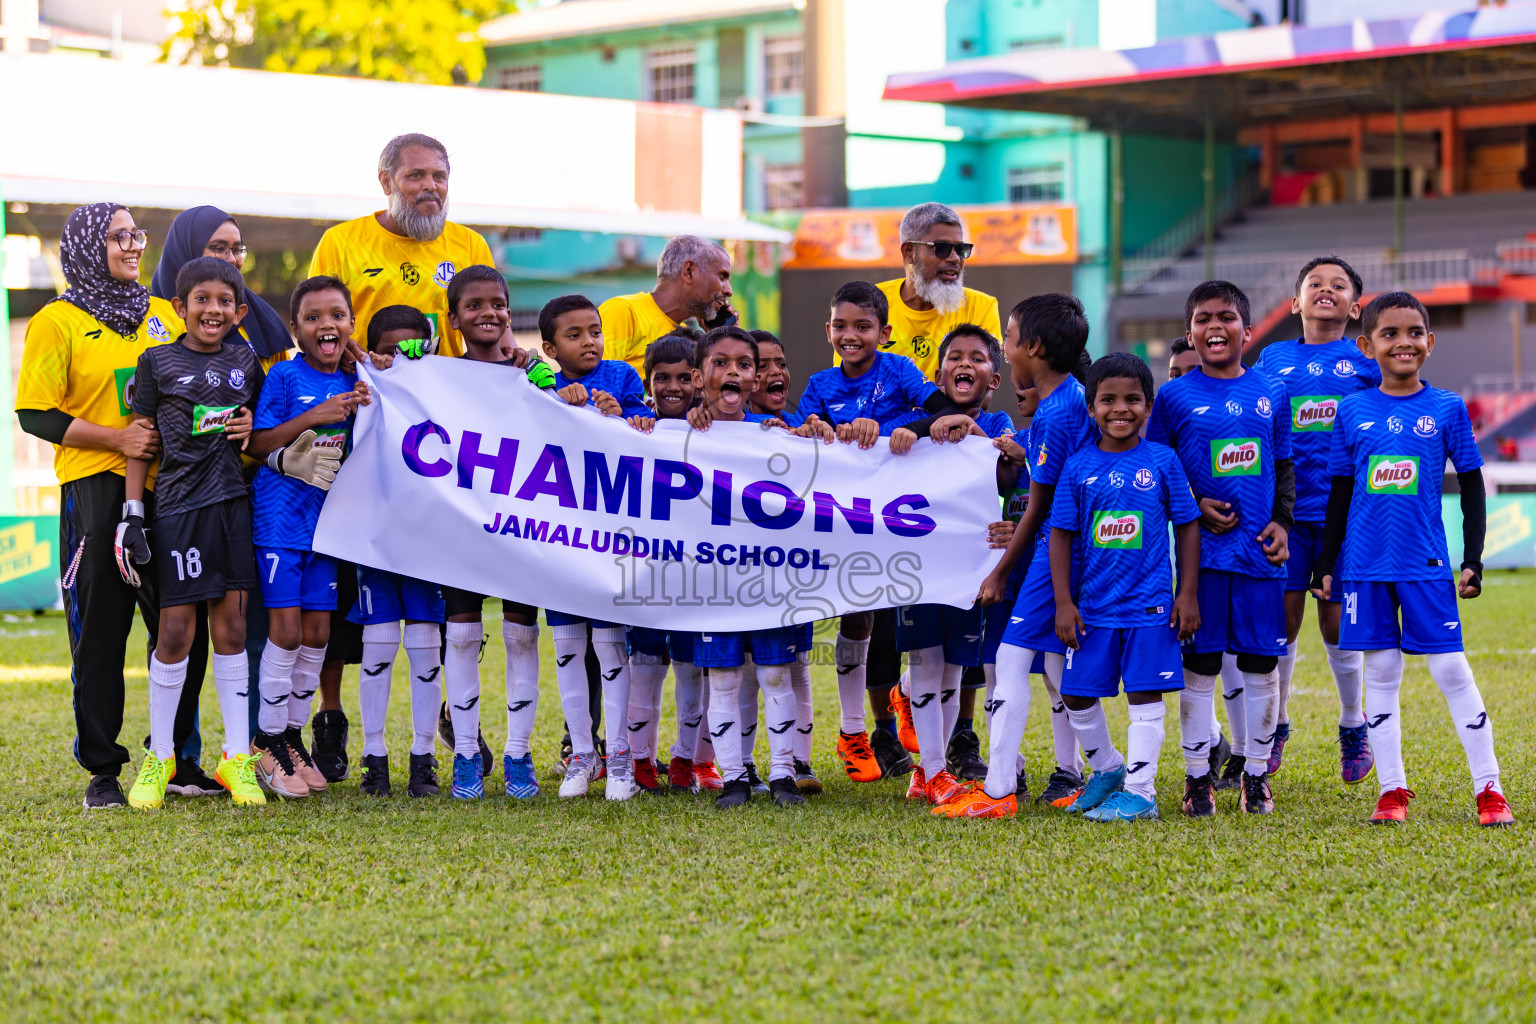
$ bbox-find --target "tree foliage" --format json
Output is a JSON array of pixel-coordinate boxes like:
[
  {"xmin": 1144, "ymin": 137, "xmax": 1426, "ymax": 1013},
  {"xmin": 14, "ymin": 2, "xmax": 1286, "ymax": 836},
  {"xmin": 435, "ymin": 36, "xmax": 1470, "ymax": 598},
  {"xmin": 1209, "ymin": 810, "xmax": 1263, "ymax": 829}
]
[{"xmin": 165, "ymin": 1, "xmax": 521, "ymax": 86}]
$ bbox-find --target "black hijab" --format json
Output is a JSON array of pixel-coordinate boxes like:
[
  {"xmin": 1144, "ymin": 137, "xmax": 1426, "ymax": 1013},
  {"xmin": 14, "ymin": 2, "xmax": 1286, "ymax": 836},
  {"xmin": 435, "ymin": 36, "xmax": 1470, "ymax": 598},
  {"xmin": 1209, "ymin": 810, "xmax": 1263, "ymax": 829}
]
[
  {"xmin": 150, "ymin": 205, "xmax": 293, "ymax": 359},
  {"xmin": 58, "ymin": 203, "xmax": 149, "ymax": 337}
]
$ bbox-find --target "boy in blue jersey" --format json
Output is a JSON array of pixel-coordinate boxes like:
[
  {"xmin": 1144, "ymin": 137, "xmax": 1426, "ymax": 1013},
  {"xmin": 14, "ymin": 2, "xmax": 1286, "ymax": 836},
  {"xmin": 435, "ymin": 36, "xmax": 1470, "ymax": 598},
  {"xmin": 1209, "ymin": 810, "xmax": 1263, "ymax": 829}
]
[
  {"xmin": 1253, "ymin": 257, "xmax": 1380, "ymax": 782},
  {"xmin": 1147, "ymin": 280, "xmax": 1294, "ymax": 816},
  {"xmin": 1313, "ymin": 293, "xmax": 1512, "ymax": 827},
  {"xmin": 940, "ymin": 294, "xmax": 1096, "ymax": 819},
  {"xmin": 245, "ymin": 276, "xmax": 371, "ymax": 798},
  {"xmin": 541, "ymin": 294, "xmax": 650, "ymax": 419},
  {"xmin": 886, "ymin": 324, "xmax": 1014, "ymax": 808},
  {"xmin": 350, "ymin": 305, "xmax": 448, "ymax": 798},
  {"xmin": 1045, "ymin": 354, "xmax": 1201, "ymax": 821}
]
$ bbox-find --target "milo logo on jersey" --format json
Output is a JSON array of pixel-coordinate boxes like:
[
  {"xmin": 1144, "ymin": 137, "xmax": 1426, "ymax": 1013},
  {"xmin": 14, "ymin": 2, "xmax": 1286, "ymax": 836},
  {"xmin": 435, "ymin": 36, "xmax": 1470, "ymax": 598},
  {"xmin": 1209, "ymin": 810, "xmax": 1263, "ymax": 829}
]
[
  {"xmin": 1367, "ymin": 455, "xmax": 1419, "ymax": 494},
  {"xmin": 311, "ymin": 427, "xmax": 348, "ymax": 452},
  {"xmin": 113, "ymin": 366, "xmax": 138, "ymax": 417},
  {"xmin": 1292, "ymin": 396, "xmax": 1339, "ymax": 432},
  {"xmin": 1092, "ymin": 510, "xmax": 1143, "ymax": 549},
  {"xmin": 191, "ymin": 404, "xmax": 238, "ymax": 435},
  {"xmin": 1210, "ymin": 438, "xmax": 1261, "ymax": 476},
  {"xmin": 1004, "ymin": 486, "xmax": 1028, "ymax": 523}
]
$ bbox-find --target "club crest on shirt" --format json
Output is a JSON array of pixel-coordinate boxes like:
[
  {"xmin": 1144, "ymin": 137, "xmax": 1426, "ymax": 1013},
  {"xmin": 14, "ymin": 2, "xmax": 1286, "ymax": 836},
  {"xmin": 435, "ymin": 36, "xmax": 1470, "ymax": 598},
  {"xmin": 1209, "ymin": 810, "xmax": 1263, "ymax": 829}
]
[
  {"xmin": 1414, "ymin": 415, "xmax": 1438, "ymax": 438},
  {"xmin": 1307, "ymin": 362, "xmax": 1324, "ymax": 376},
  {"xmin": 1256, "ymin": 396, "xmax": 1272, "ymax": 417},
  {"xmin": 400, "ymin": 262, "xmax": 420, "ymax": 286},
  {"xmin": 1133, "ymin": 468, "xmax": 1156, "ymax": 491},
  {"xmin": 205, "ymin": 369, "xmax": 221, "ymax": 388},
  {"xmin": 433, "ymin": 261, "xmax": 457, "ymax": 289},
  {"xmin": 1092, "ymin": 510, "xmax": 1143, "ymax": 549},
  {"xmin": 1368, "ymin": 455, "xmax": 1419, "ymax": 494},
  {"xmin": 146, "ymin": 315, "xmax": 169, "ymax": 342},
  {"xmin": 1108, "ymin": 471, "xmax": 1125, "ymax": 488},
  {"xmin": 230, "ymin": 368, "xmax": 245, "ymax": 389},
  {"xmin": 1225, "ymin": 400, "xmax": 1243, "ymax": 416},
  {"xmin": 1336, "ymin": 359, "xmax": 1358, "ymax": 376},
  {"xmin": 1387, "ymin": 416, "xmax": 1404, "ymax": 434}
]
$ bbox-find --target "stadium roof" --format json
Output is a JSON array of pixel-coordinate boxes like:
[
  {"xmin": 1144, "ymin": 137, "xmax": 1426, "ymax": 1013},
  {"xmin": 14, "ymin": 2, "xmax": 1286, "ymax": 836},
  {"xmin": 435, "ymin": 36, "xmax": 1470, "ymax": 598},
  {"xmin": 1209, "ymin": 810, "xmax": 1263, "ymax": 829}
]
[
  {"xmin": 882, "ymin": 5, "xmax": 1536, "ymax": 135},
  {"xmin": 480, "ymin": 0, "xmax": 802, "ymax": 46}
]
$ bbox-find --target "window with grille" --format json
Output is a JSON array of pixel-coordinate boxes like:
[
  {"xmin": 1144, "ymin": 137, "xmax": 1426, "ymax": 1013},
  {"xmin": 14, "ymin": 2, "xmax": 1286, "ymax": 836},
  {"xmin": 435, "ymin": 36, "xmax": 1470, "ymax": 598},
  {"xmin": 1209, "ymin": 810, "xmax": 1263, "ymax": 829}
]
[
  {"xmin": 646, "ymin": 46, "xmax": 696, "ymax": 103},
  {"xmin": 764, "ymin": 164, "xmax": 804, "ymax": 211},
  {"xmin": 496, "ymin": 64, "xmax": 542, "ymax": 92},
  {"xmin": 1007, "ymin": 163, "xmax": 1066, "ymax": 203},
  {"xmin": 765, "ymin": 34, "xmax": 803, "ymax": 96}
]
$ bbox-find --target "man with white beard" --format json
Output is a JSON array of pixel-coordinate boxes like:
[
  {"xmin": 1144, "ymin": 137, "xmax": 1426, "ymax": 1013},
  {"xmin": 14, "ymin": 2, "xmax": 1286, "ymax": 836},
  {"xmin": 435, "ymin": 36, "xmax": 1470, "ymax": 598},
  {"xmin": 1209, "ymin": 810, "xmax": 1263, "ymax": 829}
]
[
  {"xmin": 309, "ymin": 133, "xmax": 497, "ymax": 360},
  {"xmin": 876, "ymin": 202, "xmax": 1001, "ymax": 379}
]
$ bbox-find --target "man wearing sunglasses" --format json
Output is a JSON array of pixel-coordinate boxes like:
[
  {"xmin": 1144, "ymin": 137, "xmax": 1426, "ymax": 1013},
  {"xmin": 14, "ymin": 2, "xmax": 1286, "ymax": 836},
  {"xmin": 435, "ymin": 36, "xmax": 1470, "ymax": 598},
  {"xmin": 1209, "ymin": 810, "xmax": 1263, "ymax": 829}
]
[{"xmin": 876, "ymin": 202, "xmax": 1001, "ymax": 380}]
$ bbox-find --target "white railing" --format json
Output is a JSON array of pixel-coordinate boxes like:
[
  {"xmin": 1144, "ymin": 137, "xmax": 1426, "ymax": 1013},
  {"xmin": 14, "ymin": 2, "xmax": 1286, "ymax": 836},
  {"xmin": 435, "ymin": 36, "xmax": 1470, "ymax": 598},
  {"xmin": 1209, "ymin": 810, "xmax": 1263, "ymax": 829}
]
[
  {"xmin": 1496, "ymin": 239, "xmax": 1536, "ymax": 276},
  {"xmin": 1124, "ymin": 248, "xmax": 1502, "ymax": 297}
]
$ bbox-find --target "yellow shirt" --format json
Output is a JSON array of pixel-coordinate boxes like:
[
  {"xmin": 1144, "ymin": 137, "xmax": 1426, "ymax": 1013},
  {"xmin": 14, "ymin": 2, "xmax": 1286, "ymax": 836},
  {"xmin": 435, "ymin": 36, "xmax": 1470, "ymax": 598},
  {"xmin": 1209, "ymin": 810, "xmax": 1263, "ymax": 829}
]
[
  {"xmin": 876, "ymin": 278, "xmax": 1002, "ymax": 380},
  {"xmin": 15, "ymin": 297, "xmax": 183, "ymax": 486},
  {"xmin": 598, "ymin": 291, "xmax": 681, "ymax": 376},
  {"xmin": 308, "ymin": 214, "xmax": 495, "ymax": 359}
]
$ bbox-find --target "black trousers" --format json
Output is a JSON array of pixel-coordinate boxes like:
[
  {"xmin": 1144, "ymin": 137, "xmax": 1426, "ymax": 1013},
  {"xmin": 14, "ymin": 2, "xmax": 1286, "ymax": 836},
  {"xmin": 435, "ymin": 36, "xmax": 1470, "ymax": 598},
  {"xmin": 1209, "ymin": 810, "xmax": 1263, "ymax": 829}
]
[{"xmin": 59, "ymin": 472, "xmax": 207, "ymax": 776}]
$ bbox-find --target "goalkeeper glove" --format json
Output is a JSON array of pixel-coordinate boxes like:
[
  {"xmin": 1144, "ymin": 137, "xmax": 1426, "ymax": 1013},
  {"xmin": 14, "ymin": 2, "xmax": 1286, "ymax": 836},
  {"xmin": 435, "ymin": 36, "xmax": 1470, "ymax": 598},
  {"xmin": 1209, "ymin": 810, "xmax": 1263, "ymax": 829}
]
[
  {"xmin": 398, "ymin": 336, "xmax": 436, "ymax": 360},
  {"xmin": 526, "ymin": 360, "xmax": 557, "ymax": 391},
  {"xmin": 268, "ymin": 430, "xmax": 342, "ymax": 490},
  {"xmin": 114, "ymin": 500, "xmax": 150, "ymax": 587}
]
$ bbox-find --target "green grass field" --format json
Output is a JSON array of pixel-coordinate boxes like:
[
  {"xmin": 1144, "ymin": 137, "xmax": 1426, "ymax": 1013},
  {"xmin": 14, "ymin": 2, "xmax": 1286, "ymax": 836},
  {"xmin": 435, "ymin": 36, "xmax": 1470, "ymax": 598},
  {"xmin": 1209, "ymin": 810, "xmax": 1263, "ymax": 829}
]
[{"xmin": 2, "ymin": 575, "xmax": 1534, "ymax": 1023}]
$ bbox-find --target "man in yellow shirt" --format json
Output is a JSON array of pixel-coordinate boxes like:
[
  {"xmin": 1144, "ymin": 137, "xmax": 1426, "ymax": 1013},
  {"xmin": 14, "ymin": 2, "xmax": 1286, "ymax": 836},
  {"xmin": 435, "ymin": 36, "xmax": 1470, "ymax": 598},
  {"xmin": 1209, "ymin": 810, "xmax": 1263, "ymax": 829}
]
[
  {"xmin": 308, "ymin": 133, "xmax": 495, "ymax": 359},
  {"xmin": 877, "ymin": 202, "xmax": 1001, "ymax": 379},
  {"xmin": 599, "ymin": 235, "xmax": 736, "ymax": 375}
]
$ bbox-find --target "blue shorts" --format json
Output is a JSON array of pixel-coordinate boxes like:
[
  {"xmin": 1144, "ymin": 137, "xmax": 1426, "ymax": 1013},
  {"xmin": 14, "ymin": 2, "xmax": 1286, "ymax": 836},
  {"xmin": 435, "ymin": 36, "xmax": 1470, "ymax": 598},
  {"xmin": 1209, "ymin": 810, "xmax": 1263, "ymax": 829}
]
[
  {"xmin": 348, "ymin": 566, "xmax": 445, "ymax": 625},
  {"xmin": 1285, "ymin": 521, "xmax": 1337, "ymax": 600},
  {"xmin": 896, "ymin": 603, "xmax": 983, "ymax": 666},
  {"xmin": 256, "ymin": 547, "xmax": 338, "ymax": 611},
  {"xmin": 981, "ymin": 598, "xmax": 1043, "ymax": 672},
  {"xmin": 999, "ymin": 554, "xmax": 1071, "ymax": 656},
  {"xmin": 1338, "ymin": 579, "xmax": 1464, "ymax": 655},
  {"xmin": 1062, "ymin": 623, "xmax": 1185, "ymax": 698},
  {"xmin": 627, "ymin": 627, "xmax": 699, "ymax": 663},
  {"xmin": 545, "ymin": 609, "xmax": 621, "ymax": 630},
  {"xmin": 1187, "ymin": 570, "xmax": 1287, "ymax": 657},
  {"xmin": 695, "ymin": 626, "xmax": 803, "ymax": 668}
]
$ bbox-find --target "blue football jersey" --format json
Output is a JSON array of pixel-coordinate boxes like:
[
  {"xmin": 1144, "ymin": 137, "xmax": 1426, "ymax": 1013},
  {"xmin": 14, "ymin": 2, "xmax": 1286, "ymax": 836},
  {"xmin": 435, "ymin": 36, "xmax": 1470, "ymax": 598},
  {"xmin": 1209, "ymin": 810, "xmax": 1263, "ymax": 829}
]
[
  {"xmin": 1048, "ymin": 440, "xmax": 1200, "ymax": 627},
  {"xmin": 554, "ymin": 358, "xmax": 650, "ymax": 418},
  {"xmin": 795, "ymin": 351, "xmax": 937, "ymax": 428},
  {"xmin": 1329, "ymin": 385, "xmax": 1481, "ymax": 582},
  {"xmin": 252, "ymin": 356, "xmax": 356, "ymax": 549},
  {"xmin": 883, "ymin": 407, "xmax": 1014, "ymax": 440},
  {"xmin": 1145, "ymin": 367, "xmax": 1292, "ymax": 578},
  {"xmin": 1253, "ymin": 338, "xmax": 1381, "ymax": 523},
  {"xmin": 1023, "ymin": 378, "xmax": 1099, "ymax": 570}
]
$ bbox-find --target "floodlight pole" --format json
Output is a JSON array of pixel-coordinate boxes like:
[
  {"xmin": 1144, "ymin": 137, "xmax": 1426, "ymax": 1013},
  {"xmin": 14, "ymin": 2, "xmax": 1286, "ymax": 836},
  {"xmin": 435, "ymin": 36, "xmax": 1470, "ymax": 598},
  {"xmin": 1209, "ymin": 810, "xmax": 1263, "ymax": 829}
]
[
  {"xmin": 1203, "ymin": 109, "xmax": 1216, "ymax": 281},
  {"xmin": 1110, "ymin": 128, "xmax": 1124, "ymax": 297}
]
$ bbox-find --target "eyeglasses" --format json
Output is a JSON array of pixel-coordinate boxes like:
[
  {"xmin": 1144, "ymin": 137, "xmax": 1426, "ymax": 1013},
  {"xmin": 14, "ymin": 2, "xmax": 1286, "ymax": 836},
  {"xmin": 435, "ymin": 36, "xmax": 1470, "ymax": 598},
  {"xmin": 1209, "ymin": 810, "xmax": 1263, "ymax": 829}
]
[
  {"xmin": 205, "ymin": 243, "xmax": 249, "ymax": 258},
  {"xmin": 908, "ymin": 240, "xmax": 974, "ymax": 260},
  {"xmin": 106, "ymin": 229, "xmax": 148, "ymax": 251}
]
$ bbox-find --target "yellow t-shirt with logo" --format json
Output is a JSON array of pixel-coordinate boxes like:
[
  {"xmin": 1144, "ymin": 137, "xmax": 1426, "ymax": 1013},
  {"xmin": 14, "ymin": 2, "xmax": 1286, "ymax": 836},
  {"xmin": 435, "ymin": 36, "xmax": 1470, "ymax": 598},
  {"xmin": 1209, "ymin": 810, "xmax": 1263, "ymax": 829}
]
[
  {"xmin": 15, "ymin": 297, "xmax": 183, "ymax": 486},
  {"xmin": 597, "ymin": 291, "xmax": 681, "ymax": 377},
  {"xmin": 308, "ymin": 214, "xmax": 495, "ymax": 359},
  {"xmin": 876, "ymin": 278, "xmax": 1002, "ymax": 380}
]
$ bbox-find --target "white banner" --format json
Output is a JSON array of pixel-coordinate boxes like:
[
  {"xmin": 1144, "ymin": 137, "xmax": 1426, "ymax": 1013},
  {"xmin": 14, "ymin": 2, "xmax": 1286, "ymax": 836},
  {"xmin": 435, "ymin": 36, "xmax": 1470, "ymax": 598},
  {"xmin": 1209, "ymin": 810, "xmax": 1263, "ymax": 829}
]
[{"xmin": 313, "ymin": 357, "xmax": 1004, "ymax": 632}]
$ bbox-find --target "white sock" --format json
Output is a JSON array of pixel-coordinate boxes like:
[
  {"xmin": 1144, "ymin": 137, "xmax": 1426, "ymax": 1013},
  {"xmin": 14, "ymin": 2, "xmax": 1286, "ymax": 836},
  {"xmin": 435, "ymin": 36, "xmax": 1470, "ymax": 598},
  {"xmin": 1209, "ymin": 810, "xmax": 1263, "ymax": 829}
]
[
  {"xmin": 739, "ymin": 658, "xmax": 761, "ymax": 765},
  {"xmin": 1125, "ymin": 700, "xmax": 1166, "ymax": 798},
  {"xmin": 791, "ymin": 658, "xmax": 814, "ymax": 764},
  {"xmin": 835, "ymin": 633, "xmax": 869, "ymax": 734},
  {"xmin": 1180, "ymin": 672, "xmax": 1217, "ymax": 776},
  {"xmin": 211, "ymin": 651, "xmax": 250, "ymax": 758},
  {"xmin": 626, "ymin": 657, "xmax": 668, "ymax": 761},
  {"xmin": 403, "ymin": 623, "xmax": 442, "ymax": 756},
  {"xmin": 1242, "ymin": 669, "xmax": 1280, "ymax": 775},
  {"xmin": 707, "ymin": 665, "xmax": 747, "ymax": 783},
  {"xmin": 982, "ymin": 644, "xmax": 1033, "ymax": 799},
  {"xmin": 758, "ymin": 663, "xmax": 797, "ymax": 781},
  {"xmin": 257, "ymin": 641, "xmax": 298, "ymax": 735},
  {"xmin": 444, "ymin": 620, "xmax": 484, "ymax": 759},
  {"xmin": 551, "ymin": 623, "xmax": 594, "ymax": 756},
  {"xmin": 148, "ymin": 654, "xmax": 188, "ymax": 760},
  {"xmin": 288, "ymin": 645, "xmax": 325, "ymax": 730},
  {"xmin": 1219, "ymin": 655, "xmax": 1247, "ymax": 759},
  {"xmin": 941, "ymin": 663, "xmax": 961, "ymax": 742},
  {"xmin": 1425, "ymin": 651, "xmax": 1502, "ymax": 796},
  {"xmin": 592, "ymin": 626, "xmax": 632, "ymax": 758},
  {"xmin": 359, "ymin": 622, "xmax": 400, "ymax": 758},
  {"xmin": 1066, "ymin": 701, "xmax": 1124, "ymax": 774},
  {"xmin": 671, "ymin": 660, "xmax": 704, "ymax": 761},
  {"xmin": 1277, "ymin": 641, "xmax": 1297, "ymax": 725},
  {"xmin": 1327, "ymin": 642, "xmax": 1365, "ymax": 728},
  {"xmin": 908, "ymin": 646, "xmax": 947, "ymax": 777},
  {"xmin": 983, "ymin": 662, "xmax": 1022, "ymax": 777},
  {"xmin": 1363, "ymin": 649, "xmax": 1406, "ymax": 792},
  {"xmin": 1042, "ymin": 654, "xmax": 1080, "ymax": 774},
  {"xmin": 695, "ymin": 681, "xmax": 715, "ymax": 763},
  {"xmin": 502, "ymin": 621, "xmax": 540, "ymax": 758}
]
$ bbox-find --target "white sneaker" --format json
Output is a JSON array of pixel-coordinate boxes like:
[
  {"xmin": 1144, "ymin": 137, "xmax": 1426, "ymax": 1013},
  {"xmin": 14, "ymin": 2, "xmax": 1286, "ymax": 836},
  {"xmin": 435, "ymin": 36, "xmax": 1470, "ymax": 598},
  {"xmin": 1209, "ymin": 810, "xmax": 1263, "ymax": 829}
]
[
  {"xmin": 559, "ymin": 752, "xmax": 599, "ymax": 798},
  {"xmin": 605, "ymin": 753, "xmax": 638, "ymax": 801}
]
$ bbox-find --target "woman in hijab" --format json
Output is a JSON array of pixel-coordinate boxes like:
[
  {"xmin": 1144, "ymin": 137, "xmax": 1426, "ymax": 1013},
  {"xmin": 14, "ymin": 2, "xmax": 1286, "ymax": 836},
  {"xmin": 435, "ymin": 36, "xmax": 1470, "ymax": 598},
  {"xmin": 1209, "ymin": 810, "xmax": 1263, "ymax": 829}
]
[
  {"xmin": 14, "ymin": 203, "xmax": 212, "ymax": 808},
  {"xmin": 150, "ymin": 206, "xmax": 292, "ymax": 370}
]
